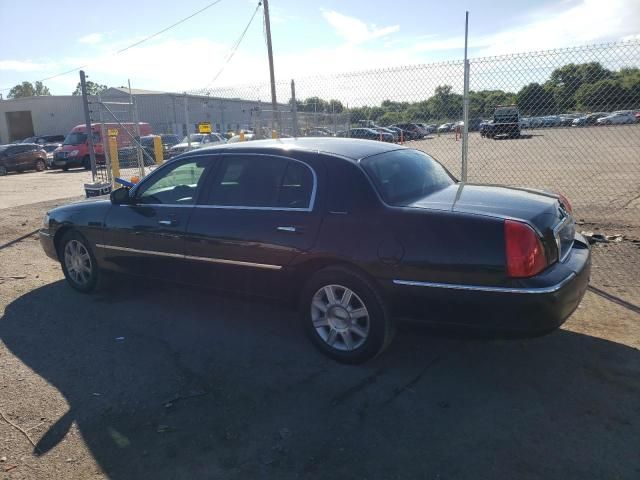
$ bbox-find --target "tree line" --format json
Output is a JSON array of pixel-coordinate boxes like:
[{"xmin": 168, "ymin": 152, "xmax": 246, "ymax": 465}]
[
  {"xmin": 290, "ymin": 62, "xmax": 639, "ymax": 125},
  {"xmin": 6, "ymin": 80, "xmax": 108, "ymax": 98}
]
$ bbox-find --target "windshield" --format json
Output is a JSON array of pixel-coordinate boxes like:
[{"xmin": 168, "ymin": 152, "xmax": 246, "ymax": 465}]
[
  {"xmin": 181, "ymin": 134, "xmax": 205, "ymax": 143},
  {"xmin": 361, "ymin": 149, "xmax": 455, "ymax": 205},
  {"xmin": 63, "ymin": 132, "xmax": 87, "ymax": 145}
]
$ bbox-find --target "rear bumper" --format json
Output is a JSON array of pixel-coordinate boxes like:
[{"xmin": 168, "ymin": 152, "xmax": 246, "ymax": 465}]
[{"xmin": 387, "ymin": 238, "xmax": 591, "ymax": 334}]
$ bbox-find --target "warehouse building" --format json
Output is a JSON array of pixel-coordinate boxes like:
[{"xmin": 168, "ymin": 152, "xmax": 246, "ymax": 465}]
[{"xmin": 0, "ymin": 87, "xmax": 275, "ymax": 144}]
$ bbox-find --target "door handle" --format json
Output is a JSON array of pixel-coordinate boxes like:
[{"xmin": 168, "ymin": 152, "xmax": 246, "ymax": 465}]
[
  {"xmin": 158, "ymin": 219, "xmax": 178, "ymax": 226},
  {"xmin": 276, "ymin": 226, "xmax": 299, "ymax": 233}
]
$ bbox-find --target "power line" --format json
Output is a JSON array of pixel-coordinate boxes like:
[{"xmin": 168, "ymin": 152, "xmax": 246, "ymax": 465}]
[
  {"xmin": 0, "ymin": 0, "xmax": 225, "ymax": 92},
  {"xmin": 205, "ymin": 2, "xmax": 262, "ymax": 87}
]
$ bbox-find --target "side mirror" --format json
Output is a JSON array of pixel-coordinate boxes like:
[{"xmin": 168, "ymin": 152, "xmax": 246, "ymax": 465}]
[{"xmin": 110, "ymin": 187, "xmax": 132, "ymax": 205}]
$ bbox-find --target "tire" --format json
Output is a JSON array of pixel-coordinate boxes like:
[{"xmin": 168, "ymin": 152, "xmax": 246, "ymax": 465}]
[
  {"xmin": 0, "ymin": 165, "xmax": 7, "ymax": 176},
  {"xmin": 300, "ymin": 266, "xmax": 394, "ymax": 364},
  {"xmin": 62, "ymin": 166, "xmax": 69, "ymax": 171},
  {"xmin": 35, "ymin": 158, "xmax": 46, "ymax": 171},
  {"xmin": 82, "ymin": 156, "xmax": 91, "ymax": 170},
  {"xmin": 59, "ymin": 230, "xmax": 101, "ymax": 293}
]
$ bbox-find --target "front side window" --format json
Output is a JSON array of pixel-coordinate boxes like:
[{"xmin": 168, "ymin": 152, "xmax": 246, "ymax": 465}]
[
  {"xmin": 361, "ymin": 149, "xmax": 455, "ymax": 206},
  {"xmin": 136, "ymin": 158, "xmax": 208, "ymax": 205},
  {"xmin": 207, "ymin": 156, "xmax": 314, "ymax": 209},
  {"xmin": 63, "ymin": 132, "xmax": 87, "ymax": 145}
]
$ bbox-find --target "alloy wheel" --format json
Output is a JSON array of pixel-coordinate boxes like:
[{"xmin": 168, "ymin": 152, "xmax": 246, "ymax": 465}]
[
  {"xmin": 311, "ymin": 284, "xmax": 370, "ymax": 351},
  {"xmin": 64, "ymin": 240, "xmax": 93, "ymax": 286}
]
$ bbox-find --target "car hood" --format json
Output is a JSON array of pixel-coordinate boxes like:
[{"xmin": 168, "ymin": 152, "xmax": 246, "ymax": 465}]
[{"xmin": 407, "ymin": 183, "xmax": 564, "ymax": 232}]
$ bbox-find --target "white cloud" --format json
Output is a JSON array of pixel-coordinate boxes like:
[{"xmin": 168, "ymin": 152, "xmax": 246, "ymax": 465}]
[
  {"xmin": 0, "ymin": 60, "xmax": 57, "ymax": 72},
  {"xmin": 321, "ymin": 10, "xmax": 399, "ymax": 44},
  {"xmin": 78, "ymin": 33, "xmax": 103, "ymax": 45},
  {"xmin": 413, "ymin": 0, "xmax": 640, "ymax": 56}
]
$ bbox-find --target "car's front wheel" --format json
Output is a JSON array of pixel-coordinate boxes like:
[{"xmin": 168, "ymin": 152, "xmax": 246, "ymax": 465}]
[
  {"xmin": 60, "ymin": 231, "xmax": 100, "ymax": 293},
  {"xmin": 35, "ymin": 158, "xmax": 46, "ymax": 171},
  {"xmin": 301, "ymin": 266, "xmax": 394, "ymax": 363},
  {"xmin": 0, "ymin": 165, "xmax": 7, "ymax": 176}
]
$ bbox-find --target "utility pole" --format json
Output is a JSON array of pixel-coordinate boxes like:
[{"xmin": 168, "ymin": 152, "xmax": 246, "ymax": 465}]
[
  {"xmin": 79, "ymin": 70, "xmax": 97, "ymax": 179},
  {"xmin": 263, "ymin": 0, "xmax": 278, "ymax": 135},
  {"xmin": 461, "ymin": 11, "xmax": 470, "ymax": 182}
]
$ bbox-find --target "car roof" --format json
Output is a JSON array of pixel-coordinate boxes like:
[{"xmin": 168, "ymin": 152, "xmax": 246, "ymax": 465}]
[{"xmin": 191, "ymin": 137, "xmax": 406, "ymax": 161}]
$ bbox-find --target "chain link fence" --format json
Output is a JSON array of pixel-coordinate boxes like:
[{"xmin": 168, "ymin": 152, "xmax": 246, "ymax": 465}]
[{"xmin": 95, "ymin": 40, "xmax": 640, "ymax": 303}]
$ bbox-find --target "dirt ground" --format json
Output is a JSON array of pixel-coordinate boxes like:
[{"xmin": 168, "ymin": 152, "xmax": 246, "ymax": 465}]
[{"xmin": 1, "ymin": 194, "xmax": 639, "ymax": 478}]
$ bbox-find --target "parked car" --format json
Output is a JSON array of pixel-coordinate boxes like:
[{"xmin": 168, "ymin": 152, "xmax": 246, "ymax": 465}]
[
  {"xmin": 483, "ymin": 106, "xmax": 520, "ymax": 138},
  {"xmin": 437, "ymin": 123, "xmax": 454, "ymax": 133},
  {"xmin": 40, "ymin": 138, "xmax": 590, "ymax": 363},
  {"xmin": 635, "ymin": 111, "xmax": 640, "ymax": 123},
  {"xmin": 479, "ymin": 120, "xmax": 493, "ymax": 137},
  {"xmin": 528, "ymin": 117, "xmax": 544, "ymax": 129},
  {"xmin": 558, "ymin": 114, "xmax": 583, "ymax": 127},
  {"xmin": 596, "ymin": 111, "xmax": 635, "ymax": 125},
  {"xmin": 519, "ymin": 117, "xmax": 531, "ymax": 129},
  {"xmin": 0, "ymin": 143, "xmax": 47, "ymax": 175},
  {"xmin": 571, "ymin": 112, "xmax": 609, "ymax": 127},
  {"xmin": 118, "ymin": 134, "xmax": 181, "ymax": 166},
  {"xmin": 169, "ymin": 133, "xmax": 227, "ymax": 156},
  {"xmin": 372, "ymin": 127, "xmax": 399, "ymax": 142},
  {"xmin": 53, "ymin": 123, "xmax": 152, "ymax": 171},
  {"xmin": 306, "ymin": 128, "xmax": 334, "ymax": 137},
  {"xmin": 416, "ymin": 123, "xmax": 436, "ymax": 134},
  {"xmin": 227, "ymin": 133, "xmax": 255, "ymax": 143},
  {"xmin": 43, "ymin": 143, "xmax": 62, "ymax": 168},
  {"xmin": 387, "ymin": 125, "xmax": 415, "ymax": 141},
  {"xmin": 20, "ymin": 134, "xmax": 66, "ymax": 145},
  {"xmin": 390, "ymin": 123, "xmax": 424, "ymax": 139},
  {"xmin": 540, "ymin": 116, "xmax": 561, "ymax": 128},
  {"xmin": 343, "ymin": 128, "xmax": 393, "ymax": 142}
]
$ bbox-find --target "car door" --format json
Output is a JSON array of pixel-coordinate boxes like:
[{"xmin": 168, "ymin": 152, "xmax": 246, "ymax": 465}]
[
  {"xmin": 184, "ymin": 153, "xmax": 323, "ymax": 297},
  {"xmin": 2, "ymin": 146, "xmax": 20, "ymax": 171},
  {"xmin": 99, "ymin": 155, "xmax": 214, "ymax": 281},
  {"xmin": 15, "ymin": 145, "xmax": 34, "ymax": 170}
]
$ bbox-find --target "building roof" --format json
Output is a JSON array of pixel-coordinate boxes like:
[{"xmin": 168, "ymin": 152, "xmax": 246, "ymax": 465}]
[
  {"xmin": 102, "ymin": 87, "xmax": 169, "ymax": 96},
  {"xmin": 194, "ymin": 137, "xmax": 407, "ymax": 161}
]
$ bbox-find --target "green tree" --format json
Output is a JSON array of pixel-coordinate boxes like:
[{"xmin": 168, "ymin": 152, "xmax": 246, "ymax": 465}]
[
  {"xmin": 516, "ymin": 83, "xmax": 556, "ymax": 115},
  {"xmin": 327, "ymin": 99, "xmax": 344, "ymax": 113},
  {"xmin": 548, "ymin": 62, "xmax": 612, "ymax": 111},
  {"xmin": 72, "ymin": 80, "xmax": 108, "ymax": 95},
  {"xmin": 7, "ymin": 80, "xmax": 51, "ymax": 98},
  {"xmin": 575, "ymin": 79, "xmax": 628, "ymax": 112},
  {"xmin": 427, "ymin": 85, "xmax": 462, "ymax": 121},
  {"xmin": 301, "ymin": 96, "xmax": 327, "ymax": 112}
]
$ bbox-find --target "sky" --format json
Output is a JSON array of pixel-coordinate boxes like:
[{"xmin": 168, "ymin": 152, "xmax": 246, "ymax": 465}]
[{"xmin": 0, "ymin": 0, "xmax": 639, "ymax": 98}]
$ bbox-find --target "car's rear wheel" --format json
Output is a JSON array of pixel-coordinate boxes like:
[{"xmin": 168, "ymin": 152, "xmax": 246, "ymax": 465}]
[
  {"xmin": 62, "ymin": 166, "xmax": 69, "ymax": 171},
  {"xmin": 83, "ymin": 156, "xmax": 91, "ymax": 170},
  {"xmin": 301, "ymin": 266, "xmax": 394, "ymax": 363},
  {"xmin": 35, "ymin": 158, "xmax": 46, "ymax": 171},
  {"xmin": 60, "ymin": 231, "xmax": 100, "ymax": 293},
  {"xmin": 0, "ymin": 165, "xmax": 7, "ymax": 176}
]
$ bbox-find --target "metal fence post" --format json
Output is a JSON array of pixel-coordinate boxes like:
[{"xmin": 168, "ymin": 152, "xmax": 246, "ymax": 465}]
[
  {"xmin": 291, "ymin": 79, "xmax": 299, "ymax": 137},
  {"xmin": 184, "ymin": 93, "xmax": 191, "ymax": 150},
  {"xmin": 461, "ymin": 11, "xmax": 470, "ymax": 182},
  {"xmin": 79, "ymin": 70, "xmax": 97, "ymax": 179}
]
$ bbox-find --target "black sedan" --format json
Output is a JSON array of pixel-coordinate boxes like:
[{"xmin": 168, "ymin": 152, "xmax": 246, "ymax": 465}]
[{"xmin": 40, "ymin": 138, "xmax": 590, "ymax": 363}]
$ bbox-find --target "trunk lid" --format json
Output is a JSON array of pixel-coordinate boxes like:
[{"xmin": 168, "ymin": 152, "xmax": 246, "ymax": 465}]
[{"xmin": 407, "ymin": 183, "xmax": 575, "ymax": 263}]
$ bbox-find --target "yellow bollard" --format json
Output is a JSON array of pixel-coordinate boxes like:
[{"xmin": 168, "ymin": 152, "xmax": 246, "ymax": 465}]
[
  {"xmin": 239, "ymin": 131, "xmax": 245, "ymax": 142},
  {"xmin": 153, "ymin": 135, "xmax": 163, "ymax": 165},
  {"xmin": 108, "ymin": 137, "xmax": 120, "ymax": 187},
  {"xmin": 272, "ymin": 129, "xmax": 278, "ymax": 139}
]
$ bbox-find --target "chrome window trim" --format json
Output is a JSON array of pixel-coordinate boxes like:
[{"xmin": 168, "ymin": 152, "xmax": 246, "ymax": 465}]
[
  {"xmin": 207, "ymin": 153, "xmax": 317, "ymax": 212},
  {"xmin": 130, "ymin": 152, "xmax": 317, "ymax": 212},
  {"xmin": 95, "ymin": 244, "xmax": 282, "ymax": 270},
  {"xmin": 392, "ymin": 273, "xmax": 576, "ymax": 294}
]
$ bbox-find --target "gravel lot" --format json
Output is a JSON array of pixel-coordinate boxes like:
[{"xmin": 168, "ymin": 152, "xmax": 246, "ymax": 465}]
[{"xmin": 0, "ymin": 127, "xmax": 639, "ymax": 479}]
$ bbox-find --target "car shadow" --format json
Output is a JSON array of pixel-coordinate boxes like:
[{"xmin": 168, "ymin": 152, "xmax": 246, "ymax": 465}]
[{"xmin": 1, "ymin": 279, "xmax": 639, "ymax": 479}]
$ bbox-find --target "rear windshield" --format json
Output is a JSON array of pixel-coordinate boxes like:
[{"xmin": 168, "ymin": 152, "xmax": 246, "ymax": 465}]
[
  {"xmin": 361, "ymin": 149, "xmax": 455, "ymax": 205},
  {"xmin": 63, "ymin": 132, "xmax": 87, "ymax": 145}
]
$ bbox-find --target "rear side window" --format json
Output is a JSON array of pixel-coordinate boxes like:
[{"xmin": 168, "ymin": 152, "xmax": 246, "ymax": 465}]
[
  {"xmin": 361, "ymin": 149, "xmax": 455, "ymax": 206},
  {"xmin": 326, "ymin": 161, "xmax": 371, "ymax": 213},
  {"xmin": 207, "ymin": 156, "xmax": 314, "ymax": 209}
]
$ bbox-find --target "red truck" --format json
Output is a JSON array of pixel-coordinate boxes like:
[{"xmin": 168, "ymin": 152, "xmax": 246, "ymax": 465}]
[{"xmin": 52, "ymin": 122, "xmax": 152, "ymax": 171}]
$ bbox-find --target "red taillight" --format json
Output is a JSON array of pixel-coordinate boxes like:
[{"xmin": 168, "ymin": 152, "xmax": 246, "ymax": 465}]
[
  {"xmin": 504, "ymin": 220, "xmax": 547, "ymax": 278},
  {"xmin": 556, "ymin": 192, "xmax": 573, "ymax": 214}
]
